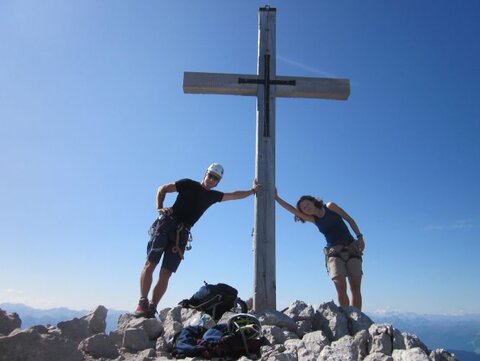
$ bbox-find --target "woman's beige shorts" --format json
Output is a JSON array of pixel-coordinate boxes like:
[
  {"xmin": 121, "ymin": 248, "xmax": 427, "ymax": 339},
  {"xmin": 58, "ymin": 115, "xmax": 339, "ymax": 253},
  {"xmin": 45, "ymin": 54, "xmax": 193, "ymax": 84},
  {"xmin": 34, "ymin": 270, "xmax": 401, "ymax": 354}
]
[
  {"xmin": 325, "ymin": 243, "xmax": 363, "ymax": 279},
  {"xmin": 327, "ymin": 254, "xmax": 362, "ymax": 279}
]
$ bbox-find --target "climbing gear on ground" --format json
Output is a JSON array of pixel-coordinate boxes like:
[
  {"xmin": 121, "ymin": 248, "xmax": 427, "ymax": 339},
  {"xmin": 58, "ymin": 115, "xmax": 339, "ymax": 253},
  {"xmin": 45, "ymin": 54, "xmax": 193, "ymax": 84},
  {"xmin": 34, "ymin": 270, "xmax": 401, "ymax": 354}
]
[
  {"xmin": 227, "ymin": 313, "xmax": 262, "ymax": 340},
  {"xmin": 227, "ymin": 313, "xmax": 263, "ymax": 357},
  {"xmin": 169, "ymin": 315, "xmax": 264, "ymax": 358}
]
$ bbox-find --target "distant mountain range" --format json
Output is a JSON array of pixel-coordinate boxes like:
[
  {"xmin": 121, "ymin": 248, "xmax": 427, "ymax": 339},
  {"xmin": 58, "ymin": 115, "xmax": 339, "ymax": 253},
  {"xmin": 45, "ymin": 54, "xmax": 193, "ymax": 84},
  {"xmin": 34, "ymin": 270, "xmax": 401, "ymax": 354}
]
[
  {"xmin": 1, "ymin": 303, "xmax": 479, "ymax": 360},
  {"xmin": 0, "ymin": 303, "xmax": 127, "ymax": 333}
]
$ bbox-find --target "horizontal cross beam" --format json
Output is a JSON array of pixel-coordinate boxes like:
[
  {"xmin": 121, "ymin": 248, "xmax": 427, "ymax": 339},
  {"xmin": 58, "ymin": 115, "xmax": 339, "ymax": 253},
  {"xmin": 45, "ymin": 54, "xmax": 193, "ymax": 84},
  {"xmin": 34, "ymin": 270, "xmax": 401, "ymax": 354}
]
[{"xmin": 183, "ymin": 71, "xmax": 350, "ymax": 100}]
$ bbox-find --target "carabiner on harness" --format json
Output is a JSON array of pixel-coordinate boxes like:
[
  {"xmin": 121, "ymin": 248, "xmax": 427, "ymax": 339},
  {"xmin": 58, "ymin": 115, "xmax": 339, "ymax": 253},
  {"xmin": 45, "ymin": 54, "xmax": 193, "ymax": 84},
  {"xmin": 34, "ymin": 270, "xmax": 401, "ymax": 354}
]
[{"xmin": 186, "ymin": 232, "xmax": 193, "ymax": 251}]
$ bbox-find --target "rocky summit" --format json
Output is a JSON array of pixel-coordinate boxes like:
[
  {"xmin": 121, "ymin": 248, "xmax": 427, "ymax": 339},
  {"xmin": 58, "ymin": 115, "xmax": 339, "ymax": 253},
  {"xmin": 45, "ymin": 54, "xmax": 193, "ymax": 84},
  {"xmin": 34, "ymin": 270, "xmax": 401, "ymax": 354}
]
[{"xmin": 0, "ymin": 300, "xmax": 458, "ymax": 361}]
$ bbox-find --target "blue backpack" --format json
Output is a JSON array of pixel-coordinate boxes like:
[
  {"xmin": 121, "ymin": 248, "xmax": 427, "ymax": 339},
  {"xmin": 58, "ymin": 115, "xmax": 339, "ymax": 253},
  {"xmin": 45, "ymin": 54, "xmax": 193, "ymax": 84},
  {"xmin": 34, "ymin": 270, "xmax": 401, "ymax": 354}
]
[{"xmin": 178, "ymin": 282, "xmax": 247, "ymax": 321}]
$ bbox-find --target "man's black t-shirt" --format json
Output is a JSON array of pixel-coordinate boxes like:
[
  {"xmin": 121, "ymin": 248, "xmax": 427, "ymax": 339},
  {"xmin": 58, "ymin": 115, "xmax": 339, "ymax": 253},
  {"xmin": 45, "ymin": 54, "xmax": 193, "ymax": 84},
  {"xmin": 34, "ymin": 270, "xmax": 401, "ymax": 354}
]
[{"xmin": 171, "ymin": 178, "xmax": 224, "ymax": 227}]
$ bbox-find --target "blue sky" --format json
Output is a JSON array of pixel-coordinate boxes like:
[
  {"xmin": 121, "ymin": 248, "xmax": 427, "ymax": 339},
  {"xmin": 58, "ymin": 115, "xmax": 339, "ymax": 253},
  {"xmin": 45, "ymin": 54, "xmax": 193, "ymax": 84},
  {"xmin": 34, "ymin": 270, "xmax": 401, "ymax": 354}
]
[{"xmin": 1, "ymin": 1, "xmax": 479, "ymax": 315}]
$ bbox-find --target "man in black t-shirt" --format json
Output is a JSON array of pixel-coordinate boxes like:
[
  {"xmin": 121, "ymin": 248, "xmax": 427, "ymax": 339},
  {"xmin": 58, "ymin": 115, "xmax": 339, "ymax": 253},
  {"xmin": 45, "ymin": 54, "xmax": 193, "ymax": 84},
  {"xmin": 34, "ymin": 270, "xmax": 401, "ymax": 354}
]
[{"xmin": 135, "ymin": 163, "xmax": 260, "ymax": 318}]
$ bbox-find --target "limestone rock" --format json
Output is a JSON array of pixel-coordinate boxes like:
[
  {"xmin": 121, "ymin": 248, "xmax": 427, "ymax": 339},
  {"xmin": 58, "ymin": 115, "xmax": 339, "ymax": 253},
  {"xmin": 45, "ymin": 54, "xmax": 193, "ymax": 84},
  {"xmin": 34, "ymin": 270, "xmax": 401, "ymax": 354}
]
[
  {"xmin": 354, "ymin": 329, "xmax": 369, "ymax": 358},
  {"xmin": 283, "ymin": 300, "xmax": 315, "ymax": 322},
  {"xmin": 82, "ymin": 305, "xmax": 108, "ymax": 334},
  {"xmin": 258, "ymin": 309, "xmax": 298, "ymax": 332},
  {"xmin": 263, "ymin": 324, "xmax": 287, "ymax": 345},
  {"xmin": 392, "ymin": 347, "xmax": 430, "ymax": 361},
  {"xmin": 296, "ymin": 319, "xmax": 313, "ymax": 337},
  {"xmin": 364, "ymin": 352, "xmax": 394, "ymax": 361},
  {"xmin": 0, "ymin": 327, "xmax": 83, "ymax": 361},
  {"xmin": 313, "ymin": 301, "xmax": 349, "ymax": 341},
  {"xmin": 57, "ymin": 317, "xmax": 90, "ymax": 342},
  {"xmin": 392, "ymin": 327, "xmax": 406, "ymax": 350},
  {"xmin": 0, "ymin": 301, "xmax": 460, "ymax": 361},
  {"xmin": 122, "ymin": 327, "xmax": 154, "ymax": 352},
  {"xmin": 57, "ymin": 305, "xmax": 108, "ymax": 342},
  {"xmin": 402, "ymin": 332, "xmax": 429, "ymax": 354},
  {"xmin": 124, "ymin": 317, "xmax": 163, "ymax": 340},
  {"xmin": 318, "ymin": 335, "xmax": 360, "ymax": 361},
  {"xmin": 0, "ymin": 309, "xmax": 21, "ymax": 336},
  {"xmin": 78, "ymin": 333, "xmax": 119, "ymax": 359},
  {"xmin": 429, "ymin": 348, "xmax": 457, "ymax": 361},
  {"xmin": 369, "ymin": 323, "xmax": 394, "ymax": 355},
  {"xmin": 301, "ymin": 330, "xmax": 330, "ymax": 358},
  {"xmin": 343, "ymin": 306, "xmax": 374, "ymax": 335}
]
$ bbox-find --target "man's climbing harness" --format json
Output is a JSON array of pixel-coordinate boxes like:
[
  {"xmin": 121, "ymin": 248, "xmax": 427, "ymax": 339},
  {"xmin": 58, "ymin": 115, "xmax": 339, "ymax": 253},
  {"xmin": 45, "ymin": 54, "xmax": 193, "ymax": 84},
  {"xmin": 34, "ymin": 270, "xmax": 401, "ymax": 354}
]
[{"xmin": 148, "ymin": 215, "xmax": 193, "ymax": 257}]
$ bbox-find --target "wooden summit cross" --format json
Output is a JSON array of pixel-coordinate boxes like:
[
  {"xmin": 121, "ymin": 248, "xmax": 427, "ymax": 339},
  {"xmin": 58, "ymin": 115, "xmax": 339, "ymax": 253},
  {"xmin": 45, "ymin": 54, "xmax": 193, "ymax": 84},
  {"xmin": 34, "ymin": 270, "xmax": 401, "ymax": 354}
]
[{"xmin": 183, "ymin": 6, "xmax": 350, "ymax": 312}]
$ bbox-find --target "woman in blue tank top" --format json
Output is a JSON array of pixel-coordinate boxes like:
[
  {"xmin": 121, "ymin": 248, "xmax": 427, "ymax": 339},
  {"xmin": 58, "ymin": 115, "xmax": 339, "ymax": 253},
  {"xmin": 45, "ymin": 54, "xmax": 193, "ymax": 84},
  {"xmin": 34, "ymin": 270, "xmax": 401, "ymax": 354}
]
[{"xmin": 275, "ymin": 192, "xmax": 365, "ymax": 310}]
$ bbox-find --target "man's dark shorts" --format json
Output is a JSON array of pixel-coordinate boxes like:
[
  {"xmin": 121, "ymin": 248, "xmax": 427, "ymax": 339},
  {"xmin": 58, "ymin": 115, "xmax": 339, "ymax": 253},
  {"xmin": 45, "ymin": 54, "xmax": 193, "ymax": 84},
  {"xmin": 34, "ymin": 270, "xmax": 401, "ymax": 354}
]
[{"xmin": 146, "ymin": 215, "xmax": 189, "ymax": 273}]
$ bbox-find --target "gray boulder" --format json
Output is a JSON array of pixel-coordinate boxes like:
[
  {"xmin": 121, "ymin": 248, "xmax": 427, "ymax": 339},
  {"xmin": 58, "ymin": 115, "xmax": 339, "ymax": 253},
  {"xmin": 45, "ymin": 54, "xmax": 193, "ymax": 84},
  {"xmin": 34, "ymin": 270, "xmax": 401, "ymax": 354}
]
[
  {"xmin": 283, "ymin": 300, "xmax": 315, "ymax": 322},
  {"xmin": 258, "ymin": 309, "xmax": 298, "ymax": 332},
  {"xmin": 369, "ymin": 323, "xmax": 394, "ymax": 355},
  {"xmin": 57, "ymin": 317, "xmax": 90, "ymax": 342},
  {"xmin": 0, "ymin": 327, "xmax": 83, "ymax": 361},
  {"xmin": 402, "ymin": 332, "xmax": 429, "ymax": 353},
  {"xmin": 429, "ymin": 348, "xmax": 457, "ymax": 361},
  {"xmin": 296, "ymin": 319, "xmax": 313, "ymax": 337},
  {"xmin": 343, "ymin": 306, "xmax": 374, "ymax": 335},
  {"xmin": 122, "ymin": 348, "xmax": 156, "ymax": 361},
  {"xmin": 78, "ymin": 333, "xmax": 119, "ymax": 359},
  {"xmin": 354, "ymin": 329, "xmax": 369, "ymax": 358},
  {"xmin": 393, "ymin": 327, "xmax": 406, "ymax": 350},
  {"xmin": 392, "ymin": 347, "xmax": 430, "ymax": 361},
  {"xmin": 122, "ymin": 327, "xmax": 155, "ymax": 352},
  {"xmin": 364, "ymin": 352, "xmax": 394, "ymax": 361},
  {"xmin": 123, "ymin": 317, "xmax": 163, "ymax": 340},
  {"xmin": 302, "ymin": 330, "xmax": 330, "ymax": 358},
  {"xmin": 263, "ymin": 324, "xmax": 287, "ymax": 345},
  {"xmin": 283, "ymin": 329, "xmax": 300, "ymax": 342},
  {"xmin": 313, "ymin": 301, "xmax": 349, "ymax": 341},
  {"xmin": 57, "ymin": 305, "xmax": 108, "ymax": 342},
  {"xmin": 318, "ymin": 334, "xmax": 361, "ymax": 361},
  {"xmin": 117, "ymin": 313, "xmax": 136, "ymax": 333},
  {"xmin": 83, "ymin": 305, "xmax": 107, "ymax": 334},
  {"xmin": 0, "ymin": 309, "xmax": 21, "ymax": 336}
]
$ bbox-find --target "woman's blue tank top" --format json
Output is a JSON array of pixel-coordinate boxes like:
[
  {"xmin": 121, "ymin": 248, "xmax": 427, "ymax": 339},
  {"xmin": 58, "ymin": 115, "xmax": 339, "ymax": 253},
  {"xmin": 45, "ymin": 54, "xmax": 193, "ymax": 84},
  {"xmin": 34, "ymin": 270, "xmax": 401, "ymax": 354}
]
[{"xmin": 314, "ymin": 206, "xmax": 353, "ymax": 247}]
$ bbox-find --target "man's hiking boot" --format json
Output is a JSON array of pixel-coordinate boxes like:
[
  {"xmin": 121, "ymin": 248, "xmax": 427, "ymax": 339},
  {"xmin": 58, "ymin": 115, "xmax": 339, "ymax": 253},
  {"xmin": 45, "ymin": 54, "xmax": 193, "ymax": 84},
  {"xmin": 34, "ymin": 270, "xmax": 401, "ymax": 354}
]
[
  {"xmin": 134, "ymin": 297, "xmax": 149, "ymax": 317},
  {"xmin": 146, "ymin": 302, "xmax": 157, "ymax": 319}
]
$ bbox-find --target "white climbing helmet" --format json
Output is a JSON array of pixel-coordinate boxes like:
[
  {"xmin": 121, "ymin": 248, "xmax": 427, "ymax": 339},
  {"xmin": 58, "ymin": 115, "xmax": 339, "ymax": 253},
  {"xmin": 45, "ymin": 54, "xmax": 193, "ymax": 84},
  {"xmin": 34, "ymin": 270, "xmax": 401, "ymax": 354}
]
[{"xmin": 207, "ymin": 163, "xmax": 224, "ymax": 179}]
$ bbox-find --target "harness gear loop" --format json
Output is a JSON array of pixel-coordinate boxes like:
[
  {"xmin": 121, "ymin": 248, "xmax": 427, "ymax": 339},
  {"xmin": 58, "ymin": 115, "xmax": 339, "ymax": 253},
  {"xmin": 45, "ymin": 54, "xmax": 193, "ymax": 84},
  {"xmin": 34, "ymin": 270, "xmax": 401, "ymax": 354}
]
[{"xmin": 172, "ymin": 223, "xmax": 192, "ymax": 259}]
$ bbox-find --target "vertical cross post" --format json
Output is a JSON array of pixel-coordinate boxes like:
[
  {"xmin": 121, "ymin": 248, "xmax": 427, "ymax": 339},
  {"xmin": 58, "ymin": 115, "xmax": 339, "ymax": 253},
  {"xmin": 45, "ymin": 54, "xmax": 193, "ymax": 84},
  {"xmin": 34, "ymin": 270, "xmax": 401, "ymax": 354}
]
[
  {"xmin": 182, "ymin": 6, "xmax": 350, "ymax": 312},
  {"xmin": 253, "ymin": 7, "xmax": 277, "ymax": 311}
]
